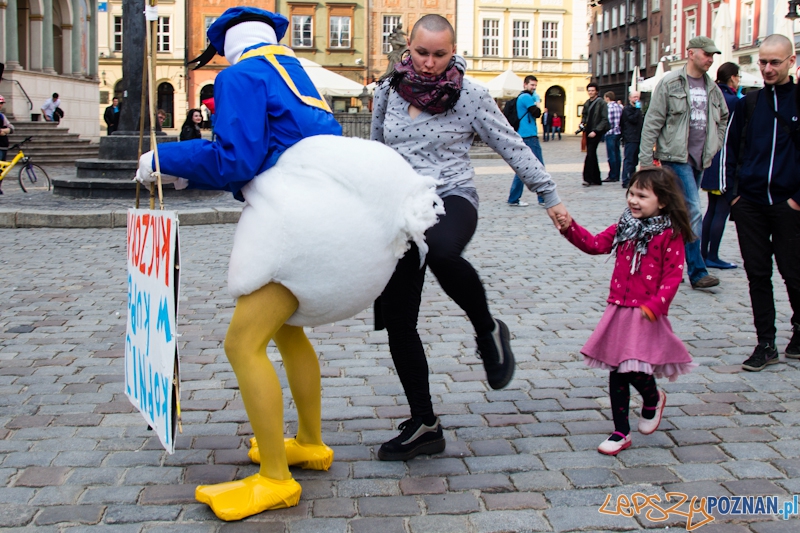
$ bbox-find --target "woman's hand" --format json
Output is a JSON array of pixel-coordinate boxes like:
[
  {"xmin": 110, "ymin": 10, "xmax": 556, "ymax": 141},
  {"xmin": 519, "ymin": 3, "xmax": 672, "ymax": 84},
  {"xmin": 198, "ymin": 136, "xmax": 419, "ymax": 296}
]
[
  {"xmin": 546, "ymin": 203, "xmax": 571, "ymax": 231},
  {"xmin": 588, "ymin": 132, "xmax": 596, "ymax": 138},
  {"xmin": 788, "ymin": 198, "xmax": 800, "ymax": 211}
]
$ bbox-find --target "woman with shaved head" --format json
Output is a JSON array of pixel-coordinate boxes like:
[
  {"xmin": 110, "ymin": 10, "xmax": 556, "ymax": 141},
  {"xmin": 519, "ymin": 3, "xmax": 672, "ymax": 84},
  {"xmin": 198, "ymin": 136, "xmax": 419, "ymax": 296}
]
[{"xmin": 371, "ymin": 14, "xmax": 572, "ymax": 460}]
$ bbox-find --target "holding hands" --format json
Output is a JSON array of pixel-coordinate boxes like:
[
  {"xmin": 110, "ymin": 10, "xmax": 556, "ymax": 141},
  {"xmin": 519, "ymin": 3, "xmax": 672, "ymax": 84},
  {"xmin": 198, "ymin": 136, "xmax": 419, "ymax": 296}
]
[{"xmin": 550, "ymin": 205, "xmax": 571, "ymax": 234}]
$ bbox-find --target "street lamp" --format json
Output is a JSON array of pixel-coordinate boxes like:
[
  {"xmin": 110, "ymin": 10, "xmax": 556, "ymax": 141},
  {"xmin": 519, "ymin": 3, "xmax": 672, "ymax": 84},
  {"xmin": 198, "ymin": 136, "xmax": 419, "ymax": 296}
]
[
  {"xmin": 358, "ymin": 86, "xmax": 371, "ymax": 113},
  {"xmin": 787, "ymin": 0, "xmax": 800, "ymax": 20}
]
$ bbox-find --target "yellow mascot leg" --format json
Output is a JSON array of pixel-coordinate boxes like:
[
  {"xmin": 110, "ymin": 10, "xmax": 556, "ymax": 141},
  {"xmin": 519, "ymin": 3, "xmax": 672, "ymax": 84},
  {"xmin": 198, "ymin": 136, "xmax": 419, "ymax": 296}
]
[
  {"xmin": 195, "ymin": 283, "xmax": 301, "ymax": 521},
  {"xmin": 248, "ymin": 325, "xmax": 334, "ymax": 470}
]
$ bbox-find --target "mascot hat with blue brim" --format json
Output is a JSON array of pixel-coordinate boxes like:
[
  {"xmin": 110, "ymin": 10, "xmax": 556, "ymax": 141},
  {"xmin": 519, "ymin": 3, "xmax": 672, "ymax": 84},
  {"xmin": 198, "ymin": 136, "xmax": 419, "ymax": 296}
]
[{"xmin": 188, "ymin": 7, "xmax": 289, "ymax": 69}]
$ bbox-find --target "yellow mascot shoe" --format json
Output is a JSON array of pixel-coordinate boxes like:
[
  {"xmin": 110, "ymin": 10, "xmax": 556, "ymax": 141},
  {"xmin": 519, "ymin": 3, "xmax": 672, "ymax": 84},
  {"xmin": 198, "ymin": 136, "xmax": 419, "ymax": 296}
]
[
  {"xmin": 195, "ymin": 474, "xmax": 301, "ymax": 521},
  {"xmin": 248, "ymin": 437, "xmax": 334, "ymax": 471}
]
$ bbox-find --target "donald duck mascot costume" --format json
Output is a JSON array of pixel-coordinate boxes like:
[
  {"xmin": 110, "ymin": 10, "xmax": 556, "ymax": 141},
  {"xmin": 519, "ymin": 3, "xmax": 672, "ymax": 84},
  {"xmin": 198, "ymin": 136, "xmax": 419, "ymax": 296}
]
[{"xmin": 136, "ymin": 7, "xmax": 442, "ymax": 521}]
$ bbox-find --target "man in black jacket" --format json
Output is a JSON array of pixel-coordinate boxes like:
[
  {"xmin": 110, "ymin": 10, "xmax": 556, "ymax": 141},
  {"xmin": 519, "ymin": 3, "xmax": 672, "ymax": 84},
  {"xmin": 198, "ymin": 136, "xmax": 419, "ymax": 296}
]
[
  {"xmin": 580, "ymin": 82, "xmax": 609, "ymax": 186},
  {"xmin": 541, "ymin": 108, "xmax": 552, "ymax": 141},
  {"xmin": 620, "ymin": 91, "xmax": 643, "ymax": 188},
  {"xmin": 104, "ymin": 97, "xmax": 121, "ymax": 134},
  {"xmin": 722, "ymin": 34, "xmax": 800, "ymax": 372}
]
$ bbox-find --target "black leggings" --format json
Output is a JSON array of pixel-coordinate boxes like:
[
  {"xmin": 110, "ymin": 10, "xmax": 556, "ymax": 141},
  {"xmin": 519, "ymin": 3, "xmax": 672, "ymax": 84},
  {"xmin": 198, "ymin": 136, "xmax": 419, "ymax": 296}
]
[
  {"xmin": 609, "ymin": 371, "xmax": 659, "ymax": 435},
  {"xmin": 701, "ymin": 192, "xmax": 732, "ymax": 261},
  {"xmin": 379, "ymin": 195, "xmax": 494, "ymax": 421}
]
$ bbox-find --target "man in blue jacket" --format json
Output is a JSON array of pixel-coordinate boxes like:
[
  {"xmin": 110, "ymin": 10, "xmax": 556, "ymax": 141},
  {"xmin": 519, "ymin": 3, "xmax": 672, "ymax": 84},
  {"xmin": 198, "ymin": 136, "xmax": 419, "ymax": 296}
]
[{"xmin": 722, "ymin": 34, "xmax": 800, "ymax": 371}]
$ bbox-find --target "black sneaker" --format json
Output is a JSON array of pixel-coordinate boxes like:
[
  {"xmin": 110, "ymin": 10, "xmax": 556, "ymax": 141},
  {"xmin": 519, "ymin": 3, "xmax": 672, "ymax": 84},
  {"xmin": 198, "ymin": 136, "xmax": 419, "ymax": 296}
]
[
  {"xmin": 377, "ymin": 417, "xmax": 445, "ymax": 461},
  {"xmin": 476, "ymin": 319, "xmax": 515, "ymax": 390},
  {"xmin": 786, "ymin": 323, "xmax": 800, "ymax": 359},
  {"xmin": 742, "ymin": 342, "xmax": 779, "ymax": 371}
]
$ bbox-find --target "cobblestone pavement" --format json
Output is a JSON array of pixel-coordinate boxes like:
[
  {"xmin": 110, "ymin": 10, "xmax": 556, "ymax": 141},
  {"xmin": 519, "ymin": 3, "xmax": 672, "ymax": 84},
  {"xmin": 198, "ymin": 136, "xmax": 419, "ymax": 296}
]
[{"xmin": 1, "ymin": 137, "xmax": 798, "ymax": 532}]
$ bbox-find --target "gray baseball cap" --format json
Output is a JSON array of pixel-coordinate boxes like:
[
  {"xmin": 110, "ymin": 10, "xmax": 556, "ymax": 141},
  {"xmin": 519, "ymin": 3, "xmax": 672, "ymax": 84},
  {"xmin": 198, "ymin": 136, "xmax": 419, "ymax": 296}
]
[{"xmin": 687, "ymin": 36, "xmax": 721, "ymax": 54}]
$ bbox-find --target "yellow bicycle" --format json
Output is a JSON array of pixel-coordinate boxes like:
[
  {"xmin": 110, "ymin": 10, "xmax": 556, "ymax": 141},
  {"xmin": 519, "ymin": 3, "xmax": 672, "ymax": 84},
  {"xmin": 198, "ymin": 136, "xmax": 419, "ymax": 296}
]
[{"xmin": 0, "ymin": 136, "xmax": 51, "ymax": 193}]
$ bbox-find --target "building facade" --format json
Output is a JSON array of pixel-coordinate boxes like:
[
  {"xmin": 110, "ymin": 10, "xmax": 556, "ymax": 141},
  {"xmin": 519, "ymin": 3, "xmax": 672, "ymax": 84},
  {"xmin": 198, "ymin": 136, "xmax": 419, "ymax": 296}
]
[
  {"xmin": 97, "ymin": 0, "xmax": 188, "ymax": 131},
  {"xmin": 456, "ymin": 0, "xmax": 589, "ymax": 131},
  {"xmin": 0, "ymin": 0, "xmax": 100, "ymax": 140}
]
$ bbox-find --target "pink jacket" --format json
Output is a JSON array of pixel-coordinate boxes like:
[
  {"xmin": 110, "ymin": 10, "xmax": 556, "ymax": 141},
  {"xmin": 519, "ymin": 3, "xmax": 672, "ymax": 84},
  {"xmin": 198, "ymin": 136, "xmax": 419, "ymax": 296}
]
[{"xmin": 563, "ymin": 221, "xmax": 685, "ymax": 317}]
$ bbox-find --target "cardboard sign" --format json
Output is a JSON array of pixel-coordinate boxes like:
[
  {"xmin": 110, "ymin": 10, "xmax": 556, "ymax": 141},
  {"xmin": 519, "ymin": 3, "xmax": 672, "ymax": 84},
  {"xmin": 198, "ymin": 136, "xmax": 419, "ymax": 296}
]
[{"xmin": 125, "ymin": 209, "xmax": 181, "ymax": 453}]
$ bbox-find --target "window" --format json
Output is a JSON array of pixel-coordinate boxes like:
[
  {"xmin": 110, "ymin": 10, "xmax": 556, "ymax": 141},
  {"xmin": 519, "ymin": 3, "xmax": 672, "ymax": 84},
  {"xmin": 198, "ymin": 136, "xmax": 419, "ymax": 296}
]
[
  {"xmin": 113, "ymin": 16, "xmax": 123, "ymax": 52},
  {"xmin": 630, "ymin": 2, "xmax": 636, "ymax": 20},
  {"xmin": 482, "ymin": 19, "xmax": 500, "ymax": 56},
  {"xmin": 204, "ymin": 16, "xmax": 218, "ymax": 46},
  {"xmin": 292, "ymin": 15, "xmax": 313, "ymax": 47},
  {"xmin": 640, "ymin": 42, "xmax": 647, "ymax": 68},
  {"xmin": 512, "ymin": 20, "xmax": 530, "ymax": 57},
  {"xmin": 542, "ymin": 21, "xmax": 558, "ymax": 58},
  {"xmin": 612, "ymin": 7, "xmax": 618, "ymax": 29},
  {"xmin": 382, "ymin": 15, "xmax": 402, "ymax": 54},
  {"xmin": 157, "ymin": 16, "xmax": 170, "ymax": 52},
  {"xmin": 329, "ymin": 16, "xmax": 350, "ymax": 48},
  {"xmin": 651, "ymin": 36, "xmax": 659, "ymax": 64},
  {"xmin": 596, "ymin": 12, "xmax": 603, "ymax": 34},
  {"xmin": 619, "ymin": 47, "xmax": 626, "ymax": 72},
  {"xmin": 594, "ymin": 54, "xmax": 600, "ymax": 76},
  {"xmin": 652, "ymin": 0, "xmax": 660, "ymax": 12},
  {"xmin": 642, "ymin": 0, "xmax": 648, "ymax": 18},
  {"xmin": 686, "ymin": 17, "xmax": 696, "ymax": 49},
  {"xmin": 603, "ymin": 10, "xmax": 609, "ymax": 31},
  {"xmin": 742, "ymin": 2, "xmax": 753, "ymax": 45},
  {"xmin": 611, "ymin": 47, "xmax": 617, "ymax": 73},
  {"xmin": 603, "ymin": 51, "xmax": 609, "ymax": 74},
  {"xmin": 620, "ymin": 4, "xmax": 626, "ymax": 26}
]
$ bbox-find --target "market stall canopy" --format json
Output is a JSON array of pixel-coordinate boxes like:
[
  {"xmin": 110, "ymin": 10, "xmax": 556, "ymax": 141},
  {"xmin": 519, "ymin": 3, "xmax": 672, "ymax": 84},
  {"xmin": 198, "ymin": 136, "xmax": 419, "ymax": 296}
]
[
  {"xmin": 738, "ymin": 71, "xmax": 764, "ymax": 88},
  {"xmin": 298, "ymin": 58, "xmax": 366, "ymax": 97},
  {"xmin": 485, "ymin": 69, "xmax": 524, "ymax": 99},
  {"xmin": 629, "ymin": 66, "xmax": 641, "ymax": 93},
  {"xmin": 639, "ymin": 61, "xmax": 666, "ymax": 92}
]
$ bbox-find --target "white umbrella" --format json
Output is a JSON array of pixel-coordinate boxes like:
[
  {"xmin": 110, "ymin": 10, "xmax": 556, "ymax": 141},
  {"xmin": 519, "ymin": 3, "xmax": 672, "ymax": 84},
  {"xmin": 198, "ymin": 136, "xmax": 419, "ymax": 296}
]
[
  {"xmin": 629, "ymin": 65, "xmax": 640, "ymax": 92},
  {"xmin": 738, "ymin": 70, "xmax": 764, "ymax": 88},
  {"xmin": 485, "ymin": 69, "xmax": 524, "ymax": 99},
  {"xmin": 464, "ymin": 75, "xmax": 490, "ymax": 90},
  {"xmin": 708, "ymin": 1, "xmax": 734, "ymax": 81},
  {"xmin": 298, "ymin": 57, "xmax": 367, "ymax": 97},
  {"xmin": 639, "ymin": 61, "xmax": 665, "ymax": 92}
]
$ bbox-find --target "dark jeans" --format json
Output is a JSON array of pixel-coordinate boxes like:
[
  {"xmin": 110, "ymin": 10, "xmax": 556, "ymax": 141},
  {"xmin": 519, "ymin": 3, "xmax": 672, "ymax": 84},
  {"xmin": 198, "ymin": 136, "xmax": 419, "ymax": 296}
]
[
  {"xmin": 583, "ymin": 135, "xmax": 602, "ymax": 185},
  {"xmin": 508, "ymin": 136, "xmax": 543, "ymax": 204},
  {"xmin": 552, "ymin": 127, "xmax": 562, "ymax": 140},
  {"xmin": 701, "ymin": 192, "xmax": 732, "ymax": 262},
  {"xmin": 662, "ymin": 162, "xmax": 709, "ymax": 284},
  {"xmin": 543, "ymin": 125, "xmax": 552, "ymax": 141},
  {"xmin": 379, "ymin": 195, "xmax": 494, "ymax": 421},
  {"xmin": 621, "ymin": 142, "xmax": 639, "ymax": 187},
  {"xmin": 604, "ymin": 134, "xmax": 621, "ymax": 181},
  {"xmin": 732, "ymin": 198, "xmax": 800, "ymax": 344}
]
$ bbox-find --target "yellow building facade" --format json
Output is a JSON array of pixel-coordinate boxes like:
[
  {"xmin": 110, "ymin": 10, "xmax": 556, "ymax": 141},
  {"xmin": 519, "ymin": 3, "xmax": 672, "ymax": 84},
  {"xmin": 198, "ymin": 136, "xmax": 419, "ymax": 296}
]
[{"xmin": 457, "ymin": 0, "xmax": 590, "ymax": 131}]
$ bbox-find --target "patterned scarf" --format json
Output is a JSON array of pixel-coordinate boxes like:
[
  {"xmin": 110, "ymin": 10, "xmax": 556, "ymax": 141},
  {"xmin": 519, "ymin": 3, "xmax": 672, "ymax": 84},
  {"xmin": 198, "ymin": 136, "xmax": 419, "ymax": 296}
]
[
  {"xmin": 612, "ymin": 208, "xmax": 672, "ymax": 274},
  {"xmin": 386, "ymin": 54, "xmax": 465, "ymax": 115}
]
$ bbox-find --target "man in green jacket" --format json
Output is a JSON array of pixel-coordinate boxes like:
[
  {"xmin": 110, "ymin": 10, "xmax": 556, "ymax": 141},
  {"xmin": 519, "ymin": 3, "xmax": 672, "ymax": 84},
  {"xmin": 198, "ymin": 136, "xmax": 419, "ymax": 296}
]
[{"xmin": 638, "ymin": 36, "xmax": 728, "ymax": 290}]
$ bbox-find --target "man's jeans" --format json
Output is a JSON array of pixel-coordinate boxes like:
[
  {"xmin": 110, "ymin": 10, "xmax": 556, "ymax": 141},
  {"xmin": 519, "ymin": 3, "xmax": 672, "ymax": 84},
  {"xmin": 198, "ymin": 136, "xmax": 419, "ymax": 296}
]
[
  {"xmin": 508, "ymin": 136, "xmax": 544, "ymax": 204},
  {"xmin": 662, "ymin": 161, "xmax": 710, "ymax": 284},
  {"xmin": 605, "ymin": 134, "xmax": 621, "ymax": 181},
  {"xmin": 621, "ymin": 142, "xmax": 639, "ymax": 187},
  {"xmin": 543, "ymin": 125, "xmax": 552, "ymax": 141}
]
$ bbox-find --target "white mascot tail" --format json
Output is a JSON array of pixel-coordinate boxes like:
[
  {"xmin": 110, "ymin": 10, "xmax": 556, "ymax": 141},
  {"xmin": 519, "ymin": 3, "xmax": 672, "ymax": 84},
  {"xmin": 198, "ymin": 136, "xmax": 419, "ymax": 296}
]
[{"xmin": 228, "ymin": 135, "xmax": 444, "ymax": 326}]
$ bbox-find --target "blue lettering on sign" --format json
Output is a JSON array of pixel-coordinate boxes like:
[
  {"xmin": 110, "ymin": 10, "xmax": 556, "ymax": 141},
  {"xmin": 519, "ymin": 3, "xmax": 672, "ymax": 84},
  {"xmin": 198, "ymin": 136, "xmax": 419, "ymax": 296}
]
[{"xmin": 156, "ymin": 296, "xmax": 173, "ymax": 343}]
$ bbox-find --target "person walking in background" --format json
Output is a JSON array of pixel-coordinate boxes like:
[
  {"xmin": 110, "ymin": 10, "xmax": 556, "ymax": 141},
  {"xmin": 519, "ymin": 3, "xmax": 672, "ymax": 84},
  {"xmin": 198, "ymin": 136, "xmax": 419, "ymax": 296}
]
[
  {"xmin": 104, "ymin": 97, "xmax": 121, "ymax": 134},
  {"xmin": 507, "ymin": 75, "xmax": 545, "ymax": 207},
  {"xmin": 556, "ymin": 167, "xmax": 696, "ymax": 455},
  {"xmin": 41, "ymin": 93, "xmax": 61, "ymax": 123},
  {"xmin": 721, "ymin": 35, "xmax": 800, "ymax": 372},
  {"xmin": 581, "ymin": 82, "xmax": 609, "ymax": 187},
  {"xmin": 541, "ymin": 107, "xmax": 552, "ymax": 141},
  {"xmin": 603, "ymin": 92, "xmax": 623, "ymax": 183},
  {"xmin": 620, "ymin": 91, "xmax": 643, "ymax": 188},
  {"xmin": 371, "ymin": 14, "xmax": 571, "ymax": 461},
  {"xmin": 552, "ymin": 113, "xmax": 562, "ymax": 140},
  {"xmin": 700, "ymin": 62, "xmax": 740, "ymax": 270},
  {"xmin": 179, "ymin": 109, "xmax": 203, "ymax": 141},
  {"xmin": 0, "ymin": 95, "xmax": 14, "ymax": 164},
  {"xmin": 638, "ymin": 36, "xmax": 728, "ymax": 290}
]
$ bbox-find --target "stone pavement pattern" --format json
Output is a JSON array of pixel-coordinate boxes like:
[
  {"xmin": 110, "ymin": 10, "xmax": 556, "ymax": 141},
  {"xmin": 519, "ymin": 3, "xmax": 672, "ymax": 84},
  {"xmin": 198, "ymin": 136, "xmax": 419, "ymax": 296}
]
[{"xmin": 1, "ymin": 137, "xmax": 798, "ymax": 532}]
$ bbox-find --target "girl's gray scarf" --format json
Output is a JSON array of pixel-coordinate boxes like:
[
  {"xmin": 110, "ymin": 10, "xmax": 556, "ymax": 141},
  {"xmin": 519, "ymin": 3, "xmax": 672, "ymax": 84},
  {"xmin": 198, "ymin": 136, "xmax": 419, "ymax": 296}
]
[{"xmin": 612, "ymin": 208, "xmax": 671, "ymax": 274}]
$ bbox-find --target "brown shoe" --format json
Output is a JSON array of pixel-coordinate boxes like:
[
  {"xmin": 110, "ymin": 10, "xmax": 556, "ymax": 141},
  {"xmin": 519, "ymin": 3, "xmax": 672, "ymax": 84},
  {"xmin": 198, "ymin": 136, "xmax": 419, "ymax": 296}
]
[{"xmin": 691, "ymin": 275, "xmax": 720, "ymax": 289}]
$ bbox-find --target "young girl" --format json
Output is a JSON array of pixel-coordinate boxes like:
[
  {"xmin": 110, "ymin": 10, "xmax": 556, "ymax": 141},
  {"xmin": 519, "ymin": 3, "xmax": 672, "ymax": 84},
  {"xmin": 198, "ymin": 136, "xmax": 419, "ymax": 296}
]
[{"xmin": 558, "ymin": 167, "xmax": 696, "ymax": 455}]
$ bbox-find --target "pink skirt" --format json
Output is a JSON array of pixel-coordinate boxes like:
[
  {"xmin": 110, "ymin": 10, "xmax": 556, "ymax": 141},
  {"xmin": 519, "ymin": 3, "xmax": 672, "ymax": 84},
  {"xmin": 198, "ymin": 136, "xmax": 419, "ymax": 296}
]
[{"xmin": 582, "ymin": 304, "xmax": 696, "ymax": 382}]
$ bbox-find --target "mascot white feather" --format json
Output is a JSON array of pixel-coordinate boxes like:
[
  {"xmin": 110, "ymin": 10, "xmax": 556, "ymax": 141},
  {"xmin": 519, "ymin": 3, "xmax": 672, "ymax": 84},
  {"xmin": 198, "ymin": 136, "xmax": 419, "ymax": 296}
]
[{"xmin": 135, "ymin": 7, "xmax": 442, "ymax": 521}]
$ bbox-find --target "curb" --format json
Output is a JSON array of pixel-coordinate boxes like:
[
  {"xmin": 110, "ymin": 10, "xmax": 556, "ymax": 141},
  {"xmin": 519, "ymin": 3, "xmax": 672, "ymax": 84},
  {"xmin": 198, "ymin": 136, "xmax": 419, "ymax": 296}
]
[{"xmin": 0, "ymin": 207, "xmax": 242, "ymax": 229}]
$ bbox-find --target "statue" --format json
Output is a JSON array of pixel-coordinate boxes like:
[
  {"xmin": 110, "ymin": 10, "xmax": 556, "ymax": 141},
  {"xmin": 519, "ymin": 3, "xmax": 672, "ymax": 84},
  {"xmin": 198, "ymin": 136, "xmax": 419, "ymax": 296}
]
[{"xmin": 385, "ymin": 23, "xmax": 408, "ymax": 74}]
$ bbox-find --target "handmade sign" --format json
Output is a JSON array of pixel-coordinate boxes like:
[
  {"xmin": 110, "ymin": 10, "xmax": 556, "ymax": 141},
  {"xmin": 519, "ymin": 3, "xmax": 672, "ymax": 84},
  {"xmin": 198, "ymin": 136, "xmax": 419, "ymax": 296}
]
[{"xmin": 125, "ymin": 209, "xmax": 181, "ymax": 453}]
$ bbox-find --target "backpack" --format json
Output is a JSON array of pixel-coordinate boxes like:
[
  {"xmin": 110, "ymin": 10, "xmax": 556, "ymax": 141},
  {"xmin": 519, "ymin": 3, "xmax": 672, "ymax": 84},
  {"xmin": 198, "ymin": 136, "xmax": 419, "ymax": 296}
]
[{"xmin": 502, "ymin": 92, "xmax": 541, "ymax": 131}]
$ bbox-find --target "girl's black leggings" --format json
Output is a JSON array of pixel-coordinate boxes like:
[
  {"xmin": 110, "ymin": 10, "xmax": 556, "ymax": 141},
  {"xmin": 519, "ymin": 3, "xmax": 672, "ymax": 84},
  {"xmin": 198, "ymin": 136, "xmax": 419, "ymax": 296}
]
[
  {"xmin": 609, "ymin": 371, "xmax": 659, "ymax": 435},
  {"xmin": 379, "ymin": 195, "xmax": 495, "ymax": 423}
]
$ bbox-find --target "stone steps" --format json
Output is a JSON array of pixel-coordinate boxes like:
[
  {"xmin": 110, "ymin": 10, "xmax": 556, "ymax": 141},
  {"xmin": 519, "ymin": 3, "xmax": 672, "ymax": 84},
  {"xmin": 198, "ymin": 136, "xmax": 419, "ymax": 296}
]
[{"xmin": 6, "ymin": 121, "xmax": 99, "ymax": 164}]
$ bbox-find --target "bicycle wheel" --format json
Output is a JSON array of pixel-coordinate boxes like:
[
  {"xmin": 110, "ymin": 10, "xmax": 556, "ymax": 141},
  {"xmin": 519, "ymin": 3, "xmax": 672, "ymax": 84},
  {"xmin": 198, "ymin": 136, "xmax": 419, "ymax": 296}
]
[{"xmin": 18, "ymin": 163, "xmax": 51, "ymax": 193}]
